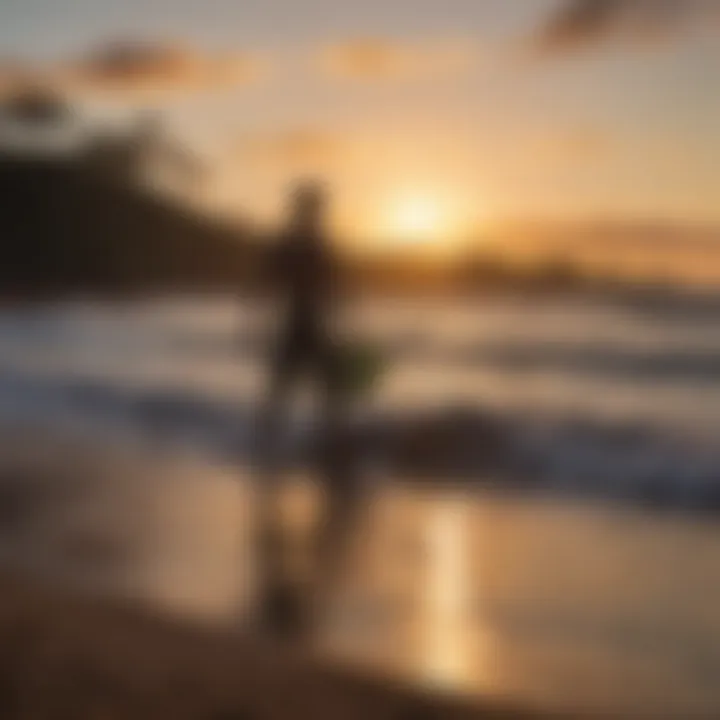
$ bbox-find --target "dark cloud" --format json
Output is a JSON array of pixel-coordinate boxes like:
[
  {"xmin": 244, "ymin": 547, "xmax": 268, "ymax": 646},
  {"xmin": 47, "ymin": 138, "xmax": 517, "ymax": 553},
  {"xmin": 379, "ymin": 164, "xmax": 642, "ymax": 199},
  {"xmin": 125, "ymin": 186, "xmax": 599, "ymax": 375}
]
[{"xmin": 534, "ymin": 0, "xmax": 719, "ymax": 56}]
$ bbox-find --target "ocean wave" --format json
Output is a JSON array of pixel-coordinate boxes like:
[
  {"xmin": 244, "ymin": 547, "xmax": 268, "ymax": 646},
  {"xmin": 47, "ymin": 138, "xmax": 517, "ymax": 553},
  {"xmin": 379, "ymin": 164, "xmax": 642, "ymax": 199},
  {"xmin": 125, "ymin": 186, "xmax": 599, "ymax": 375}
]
[{"xmin": 0, "ymin": 367, "xmax": 718, "ymax": 515}]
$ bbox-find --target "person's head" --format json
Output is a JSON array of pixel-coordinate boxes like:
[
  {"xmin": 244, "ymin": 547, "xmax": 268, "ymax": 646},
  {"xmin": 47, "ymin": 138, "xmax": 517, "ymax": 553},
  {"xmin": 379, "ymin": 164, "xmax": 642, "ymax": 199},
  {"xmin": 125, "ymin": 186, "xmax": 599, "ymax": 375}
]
[{"xmin": 287, "ymin": 180, "xmax": 327, "ymax": 235}]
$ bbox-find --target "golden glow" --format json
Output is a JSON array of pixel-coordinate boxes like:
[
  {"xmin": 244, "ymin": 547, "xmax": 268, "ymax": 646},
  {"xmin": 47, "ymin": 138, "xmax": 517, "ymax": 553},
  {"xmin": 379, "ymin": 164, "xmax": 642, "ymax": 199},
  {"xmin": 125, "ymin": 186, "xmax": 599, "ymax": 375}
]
[
  {"xmin": 359, "ymin": 186, "xmax": 478, "ymax": 254},
  {"xmin": 388, "ymin": 194, "xmax": 446, "ymax": 243}
]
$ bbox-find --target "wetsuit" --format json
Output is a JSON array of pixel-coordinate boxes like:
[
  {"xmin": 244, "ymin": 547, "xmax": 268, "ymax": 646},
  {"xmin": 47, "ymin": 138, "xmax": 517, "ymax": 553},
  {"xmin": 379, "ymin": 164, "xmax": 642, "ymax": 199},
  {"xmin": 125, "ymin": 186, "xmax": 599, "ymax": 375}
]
[{"xmin": 266, "ymin": 228, "xmax": 342, "ymax": 399}]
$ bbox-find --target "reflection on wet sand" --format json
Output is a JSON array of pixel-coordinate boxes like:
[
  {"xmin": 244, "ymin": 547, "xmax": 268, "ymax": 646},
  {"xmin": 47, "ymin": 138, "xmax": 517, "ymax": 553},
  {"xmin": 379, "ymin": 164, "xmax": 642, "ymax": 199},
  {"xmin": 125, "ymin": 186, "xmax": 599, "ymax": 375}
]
[
  {"xmin": 421, "ymin": 496, "xmax": 471, "ymax": 688},
  {"xmin": 2, "ymin": 430, "xmax": 720, "ymax": 715}
]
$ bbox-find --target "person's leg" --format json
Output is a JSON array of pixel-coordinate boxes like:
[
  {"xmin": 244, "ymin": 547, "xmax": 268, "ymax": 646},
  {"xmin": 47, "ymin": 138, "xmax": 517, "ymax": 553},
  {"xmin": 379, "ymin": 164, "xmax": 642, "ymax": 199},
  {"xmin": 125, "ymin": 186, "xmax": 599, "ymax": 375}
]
[
  {"xmin": 312, "ymin": 340, "xmax": 364, "ymax": 600},
  {"xmin": 254, "ymin": 334, "xmax": 302, "ymax": 634},
  {"xmin": 255, "ymin": 330, "xmax": 299, "ymax": 476}
]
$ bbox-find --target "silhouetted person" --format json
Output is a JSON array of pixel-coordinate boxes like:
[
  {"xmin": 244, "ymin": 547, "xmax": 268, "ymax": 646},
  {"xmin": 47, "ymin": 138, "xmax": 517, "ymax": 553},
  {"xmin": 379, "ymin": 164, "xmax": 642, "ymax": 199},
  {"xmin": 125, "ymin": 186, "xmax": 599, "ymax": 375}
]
[
  {"xmin": 262, "ymin": 181, "xmax": 342, "ymax": 426},
  {"xmin": 255, "ymin": 181, "xmax": 355, "ymax": 638}
]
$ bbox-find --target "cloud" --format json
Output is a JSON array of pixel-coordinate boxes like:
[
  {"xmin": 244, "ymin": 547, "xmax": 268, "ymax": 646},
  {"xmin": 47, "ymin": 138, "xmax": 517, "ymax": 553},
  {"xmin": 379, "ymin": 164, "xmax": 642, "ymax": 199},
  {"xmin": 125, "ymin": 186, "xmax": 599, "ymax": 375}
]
[
  {"xmin": 535, "ymin": 126, "xmax": 610, "ymax": 161},
  {"xmin": 0, "ymin": 41, "xmax": 261, "ymax": 104},
  {"xmin": 63, "ymin": 40, "xmax": 260, "ymax": 98},
  {"xmin": 492, "ymin": 124, "xmax": 612, "ymax": 173},
  {"xmin": 318, "ymin": 38, "xmax": 477, "ymax": 81},
  {"xmin": 236, "ymin": 128, "xmax": 347, "ymax": 169},
  {"xmin": 533, "ymin": 0, "xmax": 720, "ymax": 56}
]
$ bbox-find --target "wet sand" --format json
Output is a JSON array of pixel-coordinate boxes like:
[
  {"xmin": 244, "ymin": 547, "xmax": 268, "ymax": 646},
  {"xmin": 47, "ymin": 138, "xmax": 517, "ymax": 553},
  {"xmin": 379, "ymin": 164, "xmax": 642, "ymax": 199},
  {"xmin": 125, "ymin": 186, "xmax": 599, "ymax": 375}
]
[
  {"xmin": 0, "ymin": 429, "xmax": 547, "ymax": 719},
  {"xmin": 0, "ymin": 427, "xmax": 719, "ymax": 717}
]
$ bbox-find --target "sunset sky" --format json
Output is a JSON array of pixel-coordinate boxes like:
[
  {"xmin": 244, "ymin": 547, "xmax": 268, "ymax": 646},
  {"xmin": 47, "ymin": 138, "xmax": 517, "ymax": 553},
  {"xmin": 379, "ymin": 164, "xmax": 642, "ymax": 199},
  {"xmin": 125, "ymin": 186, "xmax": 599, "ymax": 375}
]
[{"xmin": 1, "ymin": 0, "xmax": 718, "ymax": 244}]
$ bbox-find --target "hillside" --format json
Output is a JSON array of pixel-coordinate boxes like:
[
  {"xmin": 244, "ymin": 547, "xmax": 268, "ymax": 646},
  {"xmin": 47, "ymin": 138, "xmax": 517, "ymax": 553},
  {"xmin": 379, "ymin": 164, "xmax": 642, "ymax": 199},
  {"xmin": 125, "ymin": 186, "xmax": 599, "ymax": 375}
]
[{"xmin": 0, "ymin": 151, "xmax": 260, "ymax": 297}]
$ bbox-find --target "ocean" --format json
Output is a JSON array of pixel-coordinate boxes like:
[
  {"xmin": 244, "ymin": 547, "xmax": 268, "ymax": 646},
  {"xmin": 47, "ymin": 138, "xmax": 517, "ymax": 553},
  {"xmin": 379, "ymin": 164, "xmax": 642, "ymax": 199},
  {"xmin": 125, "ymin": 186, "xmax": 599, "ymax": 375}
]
[{"xmin": 0, "ymin": 292, "xmax": 719, "ymax": 714}]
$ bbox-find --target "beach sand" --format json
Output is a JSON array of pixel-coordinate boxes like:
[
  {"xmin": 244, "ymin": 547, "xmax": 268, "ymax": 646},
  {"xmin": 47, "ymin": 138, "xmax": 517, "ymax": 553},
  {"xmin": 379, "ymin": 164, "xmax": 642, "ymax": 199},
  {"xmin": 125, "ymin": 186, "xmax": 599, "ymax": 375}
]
[
  {"xmin": 0, "ymin": 427, "xmax": 575, "ymax": 719},
  {"xmin": 0, "ymin": 568, "xmax": 571, "ymax": 719}
]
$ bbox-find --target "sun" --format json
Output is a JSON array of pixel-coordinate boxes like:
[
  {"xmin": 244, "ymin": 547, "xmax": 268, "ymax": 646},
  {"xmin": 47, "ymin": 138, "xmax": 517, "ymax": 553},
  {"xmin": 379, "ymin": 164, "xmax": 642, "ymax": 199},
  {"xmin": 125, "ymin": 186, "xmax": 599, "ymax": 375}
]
[
  {"xmin": 375, "ymin": 191, "xmax": 455, "ymax": 249},
  {"xmin": 340, "ymin": 183, "xmax": 482, "ymax": 256},
  {"xmin": 391, "ymin": 195, "xmax": 446, "ymax": 242}
]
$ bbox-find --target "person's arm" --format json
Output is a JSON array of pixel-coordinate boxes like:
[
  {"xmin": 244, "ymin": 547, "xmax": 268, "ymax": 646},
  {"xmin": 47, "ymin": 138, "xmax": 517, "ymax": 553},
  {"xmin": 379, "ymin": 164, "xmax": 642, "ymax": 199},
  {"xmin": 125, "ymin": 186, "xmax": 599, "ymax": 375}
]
[
  {"xmin": 327, "ymin": 245, "xmax": 354, "ymax": 304},
  {"xmin": 251, "ymin": 236, "xmax": 285, "ymax": 299}
]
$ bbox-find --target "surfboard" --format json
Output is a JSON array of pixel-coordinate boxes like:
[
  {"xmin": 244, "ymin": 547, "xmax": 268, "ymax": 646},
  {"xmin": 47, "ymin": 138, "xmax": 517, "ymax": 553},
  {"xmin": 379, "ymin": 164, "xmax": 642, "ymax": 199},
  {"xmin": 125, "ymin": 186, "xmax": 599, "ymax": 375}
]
[{"xmin": 338, "ymin": 341, "xmax": 387, "ymax": 398}]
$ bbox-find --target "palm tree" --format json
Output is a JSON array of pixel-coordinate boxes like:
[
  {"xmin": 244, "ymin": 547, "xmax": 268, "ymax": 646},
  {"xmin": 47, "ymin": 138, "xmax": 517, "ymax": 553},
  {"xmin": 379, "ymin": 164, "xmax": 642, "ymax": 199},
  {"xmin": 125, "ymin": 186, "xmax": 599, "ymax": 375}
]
[
  {"xmin": 83, "ymin": 110, "xmax": 204, "ymax": 193},
  {"xmin": 132, "ymin": 111, "xmax": 204, "ymax": 190}
]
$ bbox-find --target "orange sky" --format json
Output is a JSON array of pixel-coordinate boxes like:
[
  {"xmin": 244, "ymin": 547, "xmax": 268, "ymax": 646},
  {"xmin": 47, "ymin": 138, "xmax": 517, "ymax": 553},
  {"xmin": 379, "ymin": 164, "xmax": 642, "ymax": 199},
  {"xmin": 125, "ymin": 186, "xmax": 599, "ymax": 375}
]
[{"xmin": 1, "ymin": 0, "xmax": 719, "ymax": 249}]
